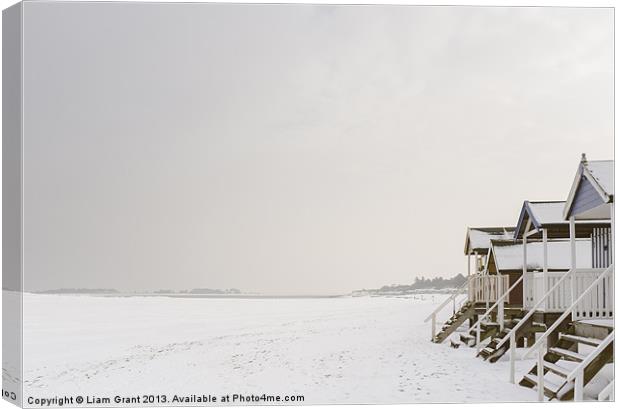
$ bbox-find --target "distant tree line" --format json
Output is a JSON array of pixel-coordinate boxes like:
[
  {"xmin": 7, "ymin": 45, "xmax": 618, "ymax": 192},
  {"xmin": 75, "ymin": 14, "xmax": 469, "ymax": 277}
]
[
  {"xmin": 189, "ymin": 288, "xmax": 241, "ymax": 294},
  {"xmin": 140, "ymin": 288, "xmax": 242, "ymax": 294},
  {"xmin": 353, "ymin": 273, "xmax": 467, "ymax": 295},
  {"xmin": 407, "ymin": 273, "xmax": 467, "ymax": 290}
]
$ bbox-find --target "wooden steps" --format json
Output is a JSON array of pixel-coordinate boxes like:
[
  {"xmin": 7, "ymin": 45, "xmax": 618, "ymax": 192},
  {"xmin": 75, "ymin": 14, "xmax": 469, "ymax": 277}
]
[
  {"xmin": 457, "ymin": 305, "xmax": 525, "ymax": 348},
  {"xmin": 477, "ymin": 314, "xmax": 544, "ymax": 363},
  {"xmin": 560, "ymin": 333, "xmax": 602, "ymax": 347},
  {"xmin": 459, "ymin": 333, "xmax": 475, "ymax": 346},
  {"xmin": 519, "ymin": 323, "xmax": 614, "ymax": 401},
  {"xmin": 549, "ymin": 347, "xmax": 586, "ymax": 362},
  {"xmin": 522, "ymin": 374, "xmax": 562, "ymax": 397},
  {"xmin": 459, "ymin": 322, "xmax": 500, "ymax": 346},
  {"xmin": 542, "ymin": 361, "xmax": 571, "ymax": 377},
  {"xmin": 432, "ymin": 302, "xmax": 476, "ymax": 343}
]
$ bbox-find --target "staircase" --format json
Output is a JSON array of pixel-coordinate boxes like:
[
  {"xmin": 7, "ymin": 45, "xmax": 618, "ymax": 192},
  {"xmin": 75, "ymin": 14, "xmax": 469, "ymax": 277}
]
[
  {"xmin": 519, "ymin": 322, "xmax": 614, "ymax": 400},
  {"xmin": 432, "ymin": 302, "xmax": 476, "ymax": 343},
  {"xmin": 460, "ymin": 321, "xmax": 499, "ymax": 346},
  {"xmin": 477, "ymin": 315, "xmax": 546, "ymax": 362},
  {"xmin": 460, "ymin": 305, "xmax": 525, "ymax": 347}
]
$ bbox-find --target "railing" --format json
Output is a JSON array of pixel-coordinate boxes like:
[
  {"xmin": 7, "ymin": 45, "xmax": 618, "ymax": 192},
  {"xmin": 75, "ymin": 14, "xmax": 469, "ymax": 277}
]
[
  {"xmin": 523, "ymin": 268, "xmax": 611, "ymax": 317},
  {"xmin": 527, "ymin": 271, "xmax": 571, "ymax": 311},
  {"xmin": 468, "ymin": 274, "xmax": 509, "ymax": 304},
  {"xmin": 566, "ymin": 330, "xmax": 614, "ymax": 401},
  {"xmin": 499, "ymin": 268, "xmax": 575, "ymax": 384},
  {"xmin": 424, "ymin": 274, "xmax": 510, "ymax": 342},
  {"xmin": 424, "ymin": 276, "xmax": 472, "ymax": 341},
  {"xmin": 468, "ymin": 275, "xmax": 523, "ymax": 353},
  {"xmin": 514, "ymin": 264, "xmax": 614, "ymax": 398},
  {"xmin": 573, "ymin": 269, "xmax": 614, "ymax": 319}
]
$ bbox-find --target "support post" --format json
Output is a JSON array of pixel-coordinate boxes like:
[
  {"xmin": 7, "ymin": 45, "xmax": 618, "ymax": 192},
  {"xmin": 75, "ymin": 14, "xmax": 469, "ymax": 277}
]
[
  {"xmin": 467, "ymin": 253, "xmax": 471, "ymax": 277},
  {"xmin": 537, "ymin": 341, "xmax": 546, "ymax": 401},
  {"xmin": 570, "ymin": 216, "xmax": 577, "ymax": 321},
  {"xmin": 611, "ymin": 203, "xmax": 614, "ymax": 266},
  {"xmin": 474, "ymin": 251, "xmax": 479, "ymax": 272},
  {"xmin": 486, "ymin": 275, "xmax": 490, "ymax": 310},
  {"xmin": 523, "ymin": 235, "xmax": 528, "ymax": 306},
  {"xmin": 542, "ymin": 228, "xmax": 548, "ymax": 310},
  {"xmin": 574, "ymin": 370, "xmax": 584, "ymax": 402},
  {"xmin": 509, "ymin": 331, "xmax": 516, "ymax": 384},
  {"xmin": 476, "ymin": 323, "xmax": 481, "ymax": 354},
  {"xmin": 498, "ymin": 291, "xmax": 505, "ymax": 331}
]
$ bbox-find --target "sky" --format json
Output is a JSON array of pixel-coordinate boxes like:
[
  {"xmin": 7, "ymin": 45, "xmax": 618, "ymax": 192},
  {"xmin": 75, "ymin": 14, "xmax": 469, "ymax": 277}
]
[{"xmin": 20, "ymin": 3, "xmax": 613, "ymax": 294}]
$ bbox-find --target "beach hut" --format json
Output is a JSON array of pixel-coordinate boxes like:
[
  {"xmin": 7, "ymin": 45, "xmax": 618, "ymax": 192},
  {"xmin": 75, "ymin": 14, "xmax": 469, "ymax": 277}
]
[
  {"xmin": 424, "ymin": 227, "xmax": 514, "ymax": 343},
  {"xmin": 471, "ymin": 237, "xmax": 594, "ymax": 361},
  {"xmin": 464, "ymin": 227, "xmax": 516, "ymax": 275},
  {"xmin": 509, "ymin": 155, "xmax": 614, "ymax": 401}
]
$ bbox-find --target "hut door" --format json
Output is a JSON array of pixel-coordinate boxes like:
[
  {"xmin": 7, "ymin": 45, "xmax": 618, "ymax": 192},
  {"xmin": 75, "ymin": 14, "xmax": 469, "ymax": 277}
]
[{"xmin": 591, "ymin": 227, "xmax": 612, "ymax": 268}]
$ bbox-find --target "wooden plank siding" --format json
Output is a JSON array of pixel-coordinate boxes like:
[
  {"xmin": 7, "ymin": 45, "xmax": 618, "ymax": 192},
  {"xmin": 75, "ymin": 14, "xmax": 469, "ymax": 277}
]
[
  {"xmin": 571, "ymin": 175, "xmax": 605, "ymax": 217},
  {"xmin": 504, "ymin": 271, "xmax": 523, "ymax": 305}
]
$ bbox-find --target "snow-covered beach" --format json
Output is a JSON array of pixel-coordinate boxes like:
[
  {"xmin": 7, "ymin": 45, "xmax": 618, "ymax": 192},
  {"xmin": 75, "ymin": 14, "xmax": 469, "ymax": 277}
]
[{"xmin": 11, "ymin": 291, "xmax": 547, "ymax": 405}]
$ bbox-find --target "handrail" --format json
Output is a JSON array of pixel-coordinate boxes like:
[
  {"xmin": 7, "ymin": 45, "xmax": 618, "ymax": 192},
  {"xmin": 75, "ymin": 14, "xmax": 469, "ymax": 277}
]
[
  {"xmin": 496, "ymin": 268, "xmax": 576, "ymax": 350},
  {"xmin": 468, "ymin": 275, "xmax": 523, "ymax": 334},
  {"xmin": 424, "ymin": 275, "xmax": 473, "ymax": 342},
  {"xmin": 508, "ymin": 264, "xmax": 614, "ymax": 391},
  {"xmin": 522, "ymin": 264, "xmax": 614, "ymax": 359},
  {"xmin": 566, "ymin": 330, "xmax": 614, "ymax": 382},
  {"xmin": 567, "ymin": 330, "xmax": 614, "ymax": 401},
  {"xmin": 423, "ymin": 276, "xmax": 472, "ymax": 323}
]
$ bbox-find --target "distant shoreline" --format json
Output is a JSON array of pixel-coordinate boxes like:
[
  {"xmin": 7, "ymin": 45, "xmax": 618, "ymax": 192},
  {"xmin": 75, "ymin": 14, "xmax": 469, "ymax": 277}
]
[
  {"xmin": 11, "ymin": 291, "xmax": 345, "ymax": 299},
  {"xmin": 7, "ymin": 290, "xmax": 460, "ymax": 300},
  {"xmin": 111, "ymin": 293, "xmax": 347, "ymax": 299}
]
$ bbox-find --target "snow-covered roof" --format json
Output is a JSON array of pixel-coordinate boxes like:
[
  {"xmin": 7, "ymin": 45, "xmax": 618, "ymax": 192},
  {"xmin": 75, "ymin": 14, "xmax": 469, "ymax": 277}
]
[
  {"xmin": 563, "ymin": 156, "xmax": 614, "ymax": 220},
  {"xmin": 514, "ymin": 200, "xmax": 604, "ymax": 239},
  {"xmin": 526, "ymin": 201, "xmax": 567, "ymax": 225},
  {"xmin": 514, "ymin": 201, "xmax": 566, "ymax": 239},
  {"xmin": 489, "ymin": 239, "xmax": 592, "ymax": 272},
  {"xmin": 464, "ymin": 227, "xmax": 515, "ymax": 255},
  {"xmin": 586, "ymin": 160, "xmax": 614, "ymax": 197}
]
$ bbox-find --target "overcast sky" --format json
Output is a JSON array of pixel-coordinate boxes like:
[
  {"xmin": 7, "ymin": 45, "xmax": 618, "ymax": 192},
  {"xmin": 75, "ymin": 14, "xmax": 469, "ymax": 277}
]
[{"xmin": 22, "ymin": 3, "xmax": 613, "ymax": 294}]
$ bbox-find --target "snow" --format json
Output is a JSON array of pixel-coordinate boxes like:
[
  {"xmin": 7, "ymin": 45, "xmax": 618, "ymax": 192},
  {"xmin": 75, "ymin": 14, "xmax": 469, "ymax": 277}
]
[
  {"xmin": 492, "ymin": 239, "xmax": 592, "ymax": 271},
  {"xmin": 14, "ymin": 292, "xmax": 545, "ymax": 405},
  {"xmin": 586, "ymin": 160, "xmax": 614, "ymax": 197},
  {"xmin": 467, "ymin": 227, "xmax": 514, "ymax": 252},
  {"xmin": 13, "ymin": 292, "xmax": 612, "ymax": 405},
  {"xmin": 527, "ymin": 201, "xmax": 567, "ymax": 226},
  {"xmin": 520, "ymin": 200, "xmax": 609, "ymax": 231},
  {"xmin": 578, "ymin": 319, "xmax": 614, "ymax": 328}
]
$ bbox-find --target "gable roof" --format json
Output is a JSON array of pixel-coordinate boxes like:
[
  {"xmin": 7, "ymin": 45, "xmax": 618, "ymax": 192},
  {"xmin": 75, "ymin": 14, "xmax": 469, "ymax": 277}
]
[
  {"xmin": 563, "ymin": 156, "xmax": 614, "ymax": 220},
  {"xmin": 514, "ymin": 199, "xmax": 606, "ymax": 239},
  {"xmin": 488, "ymin": 239, "xmax": 592, "ymax": 272},
  {"xmin": 464, "ymin": 227, "xmax": 515, "ymax": 255},
  {"xmin": 514, "ymin": 200, "xmax": 566, "ymax": 238},
  {"xmin": 587, "ymin": 160, "xmax": 614, "ymax": 196}
]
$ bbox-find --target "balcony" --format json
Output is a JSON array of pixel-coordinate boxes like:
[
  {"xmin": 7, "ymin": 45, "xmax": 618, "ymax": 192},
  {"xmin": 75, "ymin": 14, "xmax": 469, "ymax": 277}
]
[
  {"xmin": 523, "ymin": 268, "xmax": 613, "ymax": 318},
  {"xmin": 468, "ymin": 274, "xmax": 509, "ymax": 304}
]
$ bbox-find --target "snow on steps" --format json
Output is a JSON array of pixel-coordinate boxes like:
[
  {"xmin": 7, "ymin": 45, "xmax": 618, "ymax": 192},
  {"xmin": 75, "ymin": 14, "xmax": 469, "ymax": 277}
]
[
  {"xmin": 432, "ymin": 302, "xmax": 476, "ymax": 343},
  {"xmin": 519, "ymin": 323, "xmax": 614, "ymax": 401},
  {"xmin": 476, "ymin": 315, "xmax": 546, "ymax": 363}
]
